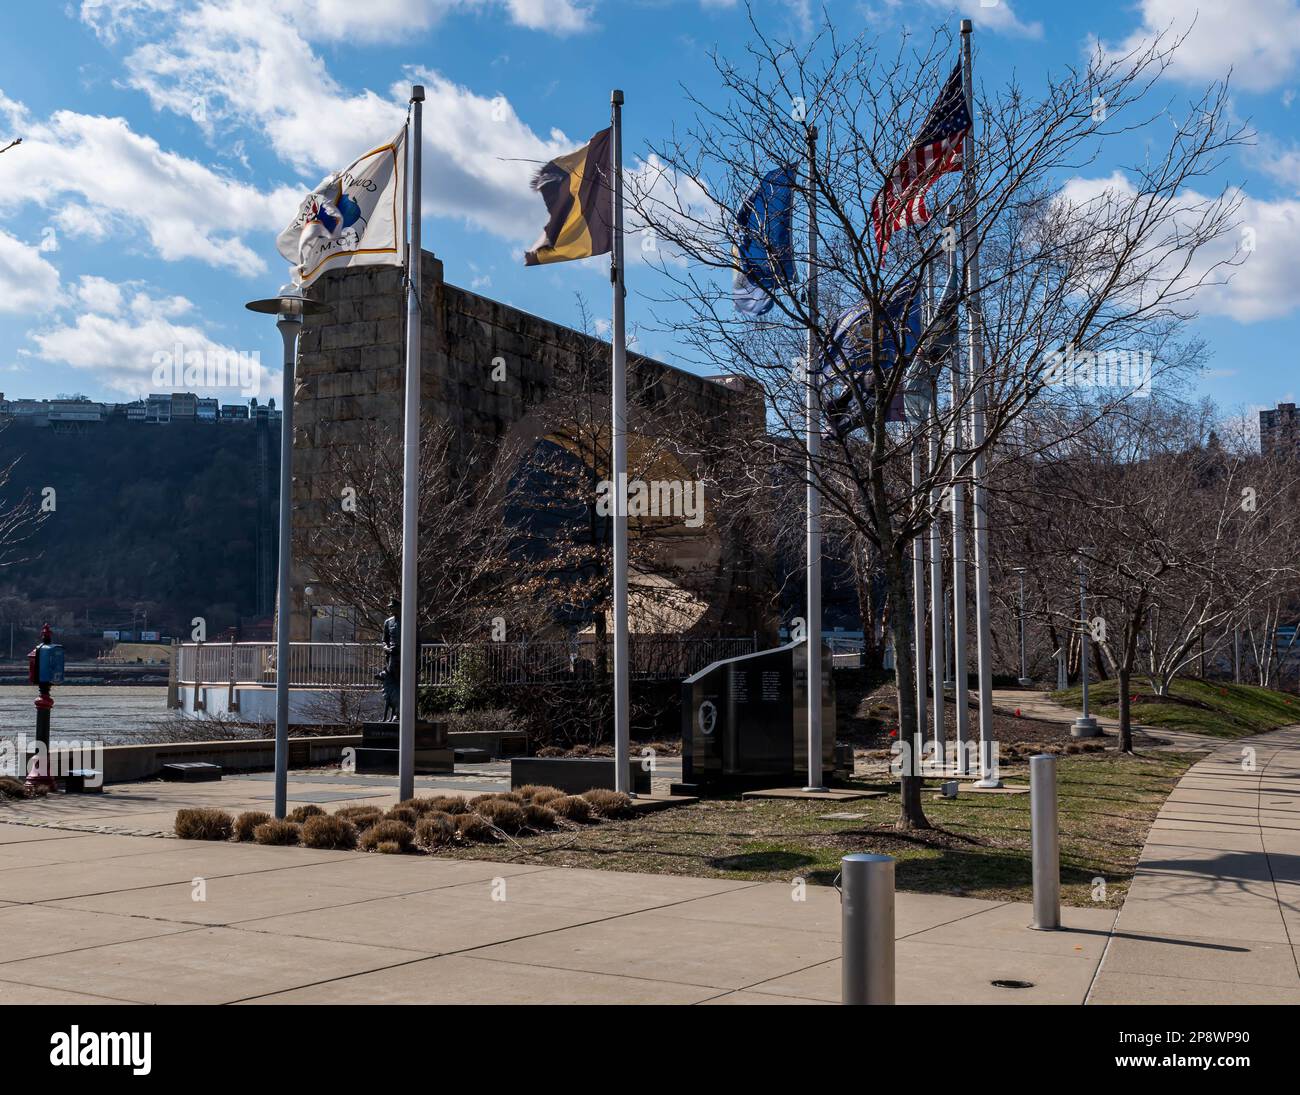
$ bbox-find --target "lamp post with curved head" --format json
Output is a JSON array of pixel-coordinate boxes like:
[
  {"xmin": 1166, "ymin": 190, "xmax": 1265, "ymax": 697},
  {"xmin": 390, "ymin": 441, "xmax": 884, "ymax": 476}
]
[
  {"xmin": 1013, "ymin": 567, "xmax": 1031, "ymax": 687},
  {"xmin": 245, "ymin": 284, "xmax": 330, "ymax": 818}
]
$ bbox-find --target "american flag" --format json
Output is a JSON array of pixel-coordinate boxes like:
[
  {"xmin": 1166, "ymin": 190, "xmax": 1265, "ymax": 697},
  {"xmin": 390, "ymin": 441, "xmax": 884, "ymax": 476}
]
[{"xmin": 871, "ymin": 64, "xmax": 971, "ymax": 255}]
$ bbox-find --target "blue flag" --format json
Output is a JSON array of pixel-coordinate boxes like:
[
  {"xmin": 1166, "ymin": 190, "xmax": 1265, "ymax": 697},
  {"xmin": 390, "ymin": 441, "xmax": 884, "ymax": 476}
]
[
  {"xmin": 732, "ymin": 165, "xmax": 797, "ymax": 315},
  {"xmin": 823, "ymin": 282, "xmax": 922, "ymax": 430}
]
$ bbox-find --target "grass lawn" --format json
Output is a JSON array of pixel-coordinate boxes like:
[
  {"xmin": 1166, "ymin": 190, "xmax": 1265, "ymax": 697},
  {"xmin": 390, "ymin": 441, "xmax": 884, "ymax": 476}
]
[
  {"xmin": 1050, "ymin": 677, "xmax": 1300, "ymax": 739},
  {"xmin": 443, "ymin": 750, "xmax": 1200, "ymax": 907}
]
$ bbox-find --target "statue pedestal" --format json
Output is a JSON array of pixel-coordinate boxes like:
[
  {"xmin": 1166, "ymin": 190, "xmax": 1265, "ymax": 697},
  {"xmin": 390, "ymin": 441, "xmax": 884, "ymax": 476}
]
[{"xmin": 355, "ymin": 720, "xmax": 453, "ymax": 775}]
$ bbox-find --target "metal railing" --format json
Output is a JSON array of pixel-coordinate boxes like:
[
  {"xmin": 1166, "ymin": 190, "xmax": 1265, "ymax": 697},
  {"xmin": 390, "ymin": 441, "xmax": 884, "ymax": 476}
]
[{"xmin": 176, "ymin": 636, "xmax": 756, "ymax": 689}]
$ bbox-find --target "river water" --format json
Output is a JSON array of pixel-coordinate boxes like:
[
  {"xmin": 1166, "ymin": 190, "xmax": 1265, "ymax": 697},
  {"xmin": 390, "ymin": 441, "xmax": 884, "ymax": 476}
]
[{"xmin": 0, "ymin": 685, "xmax": 173, "ymax": 745}]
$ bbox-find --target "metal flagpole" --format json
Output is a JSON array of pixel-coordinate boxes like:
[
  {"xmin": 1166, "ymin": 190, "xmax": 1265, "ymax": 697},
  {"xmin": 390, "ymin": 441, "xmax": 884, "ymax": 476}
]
[
  {"xmin": 926, "ymin": 260, "xmax": 945, "ymax": 769},
  {"xmin": 929, "ymin": 394, "xmax": 945, "ymax": 769},
  {"xmin": 804, "ymin": 124, "xmax": 826, "ymax": 791},
  {"xmin": 911, "ymin": 444, "xmax": 927, "ymax": 772},
  {"xmin": 611, "ymin": 89, "xmax": 631, "ymax": 795},
  {"xmin": 398, "ymin": 86, "xmax": 424, "ymax": 803},
  {"xmin": 948, "ymin": 243, "xmax": 970, "ymax": 774},
  {"xmin": 960, "ymin": 20, "xmax": 999, "ymax": 787}
]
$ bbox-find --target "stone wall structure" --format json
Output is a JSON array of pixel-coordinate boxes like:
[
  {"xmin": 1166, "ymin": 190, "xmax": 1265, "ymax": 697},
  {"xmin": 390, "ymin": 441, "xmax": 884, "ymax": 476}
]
[{"xmin": 289, "ymin": 249, "xmax": 775, "ymax": 641}]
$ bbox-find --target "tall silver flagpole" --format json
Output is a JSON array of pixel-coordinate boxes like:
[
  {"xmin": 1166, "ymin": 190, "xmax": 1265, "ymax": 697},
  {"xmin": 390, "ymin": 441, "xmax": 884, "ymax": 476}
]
[
  {"xmin": 948, "ymin": 242, "xmax": 970, "ymax": 775},
  {"xmin": 929, "ymin": 398, "xmax": 945, "ymax": 767},
  {"xmin": 926, "ymin": 259, "xmax": 945, "ymax": 768},
  {"xmin": 398, "ymin": 86, "xmax": 424, "ymax": 802},
  {"xmin": 611, "ymin": 89, "xmax": 631, "ymax": 795},
  {"xmin": 910, "ymin": 444, "xmax": 927, "ymax": 770},
  {"xmin": 960, "ymin": 21, "xmax": 999, "ymax": 787},
  {"xmin": 804, "ymin": 125, "xmax": 825, "ymax": 792}
]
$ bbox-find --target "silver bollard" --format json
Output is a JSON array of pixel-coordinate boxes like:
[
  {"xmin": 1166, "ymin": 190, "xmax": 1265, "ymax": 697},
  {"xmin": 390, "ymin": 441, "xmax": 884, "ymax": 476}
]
[
  {"xmin": 841, "ymin": 853, "xmax": 895, "ymax": 1004},
  {"xmin": 1030, "ymin": 754, "xmax": 1060, "ymax": 930}
]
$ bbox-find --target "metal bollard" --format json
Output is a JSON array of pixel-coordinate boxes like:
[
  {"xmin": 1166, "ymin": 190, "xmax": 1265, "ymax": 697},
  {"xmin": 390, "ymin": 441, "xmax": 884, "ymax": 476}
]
[
  {"xmin": 840, "ymin": 853, "xmax": 895, "ymax": 1004},
  {"xmin": 1030, "ymin": 754, "xmax": 1060, "ymax": 930}
]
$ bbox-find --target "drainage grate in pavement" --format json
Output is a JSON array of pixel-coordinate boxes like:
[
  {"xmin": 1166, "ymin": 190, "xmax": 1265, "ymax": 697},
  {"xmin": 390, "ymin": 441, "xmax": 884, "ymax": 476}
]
[{"xmin": 991, "ymin": 979, "xmax": 1034, "ymax": 989}]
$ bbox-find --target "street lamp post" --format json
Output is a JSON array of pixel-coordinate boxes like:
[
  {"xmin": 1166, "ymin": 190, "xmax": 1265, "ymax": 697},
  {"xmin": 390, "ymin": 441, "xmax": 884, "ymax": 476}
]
[
  {"xmin": 1014, "ymin": 567, "xmax": 1031, "ymax": 687},
  {"xmin": 1071, "ymin": 555, "xmax": 1100, "ymax": 738},
  {"xmin": 245, "ymin": 284, "xmax": 330, "ymax": 819}
]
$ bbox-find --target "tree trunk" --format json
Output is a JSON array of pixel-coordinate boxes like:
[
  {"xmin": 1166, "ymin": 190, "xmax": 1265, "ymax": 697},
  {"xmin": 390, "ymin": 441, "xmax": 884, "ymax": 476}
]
[
  {"xmin": 1117, "ymin": 667, "xmax": 1133, "ymax": 753},
  {"xmin": 884, "ymin": 542, "xmax": 929, "ymax": 831}
]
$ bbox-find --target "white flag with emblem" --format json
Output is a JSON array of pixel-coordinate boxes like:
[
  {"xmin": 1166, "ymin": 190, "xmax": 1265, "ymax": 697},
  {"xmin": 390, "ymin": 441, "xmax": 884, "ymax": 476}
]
[{"xmin": 277, "ymin": 126, "xmax": 406, "ymax": 288}]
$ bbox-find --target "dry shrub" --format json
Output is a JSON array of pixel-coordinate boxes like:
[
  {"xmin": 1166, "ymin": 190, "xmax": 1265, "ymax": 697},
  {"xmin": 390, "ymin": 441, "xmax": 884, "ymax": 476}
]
[
  {"xmin": 529, "ymin": 787, "xmax": 565, "ymax": 806},
  {"xmin": 335, "ymin": 805, "xmax": 384, "ymax": 830},
  {"xmin": 233, "ymin": 811, "xmax": 270, "ymax": 842},
  {"xmin": 454, "ymin": 812, "xmax": 497, "ymax": 843},
  {"xmin": 549, "ymin": 795, "xmax": 591, "ymax": 822},
  {"xmin": 515, "ymin": 784, "xmax": 563, "ymax": 803},
  {"xmin": 374, "ymin": 840, "xmax": 404, "ymax": 854},
  {"xmin": 474, "ymin": 797, "xmax": 526, "ymax": 834},
  {"xmin": 174, "ymin": 808, "xmax": 234, "ymax": 841},
  {"xmin": 415, "ymin": 812, "xmax": 456, "ymax": 850},
  {"xmin": 469, "ymin": 791, "xmax": 523, "ymax": 808},
  {"xmin": 301, "ymin": 814, "xmax": 358, "ymax": 850},
  {"xmin": 253, "ymin": 819, "xmax": 302, "ymax": 846},
  {"xmin": 396, "ymin": 797, "xmax": 441, "ymax": 816},
  {"xmin": 522, "ymin": 803, "xmax": 557, "ymax": 830},
  {"xmin": 424, "ymin": 795, "xmax": 469, "ymax": 815},
  {"xmin": 582, "ymin": 789, "xmax": 634, "ymax": 819},
  {"xmin": 385, "ymin": 806, "xmax": 419, "ymax": 826},
  {"xmin": 359, "ymin": 818, "xmax": 414, "ymax": 853},
  {"xmin": 287, "ymin": 804, "xmax": 326, "ymax": 823},
  {"xmin": 0, "ymin": 776, "xmax": 30, "ymax": 800}
]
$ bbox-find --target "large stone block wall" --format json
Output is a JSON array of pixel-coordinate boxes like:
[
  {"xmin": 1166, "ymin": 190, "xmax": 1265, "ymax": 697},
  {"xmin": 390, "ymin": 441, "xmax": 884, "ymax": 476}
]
[{"xmin": 290, "ymin": 249, "xmax": 774, "ymax": 640}]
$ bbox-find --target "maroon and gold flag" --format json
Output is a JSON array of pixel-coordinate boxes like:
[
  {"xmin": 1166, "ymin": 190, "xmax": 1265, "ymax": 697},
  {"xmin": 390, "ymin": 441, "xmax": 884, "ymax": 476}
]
[{"xmin": 525, "ymin": 128, "xmax": 614, "ymax": 266}]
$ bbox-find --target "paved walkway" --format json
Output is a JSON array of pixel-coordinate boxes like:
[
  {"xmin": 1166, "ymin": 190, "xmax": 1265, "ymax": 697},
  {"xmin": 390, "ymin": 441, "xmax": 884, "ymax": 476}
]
[
  {"xmin": 0, "ymin": 774, "xmax": 1115, "ymax": 1005},
  {"xmin": 991, "ymin": 687, "xmax": 1210, "ymax": 750},
  {"xmin": 1087, "ymin": 725, "xmax": 1300, "ymax": 1003}
]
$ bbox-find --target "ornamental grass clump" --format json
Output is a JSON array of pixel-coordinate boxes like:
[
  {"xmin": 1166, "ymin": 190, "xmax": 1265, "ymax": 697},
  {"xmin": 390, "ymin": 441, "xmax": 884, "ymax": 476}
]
[
  {"xmin": 287, "ymin": 804, "xmax": 326, "ymax": 823},
  {"xmin": 454, "ymin": 812, "xmax": 496, "ymax": 843},
  {"xmin": 385, "ymin": 806, "xmax": 419, "ymax": 826},
  {"xmin": 522, "ymin": 803, "xmax": 558, "ymax": 830},
  {"xmin": 301, "ymin": 814, "xmax": 358, "ymax": 850},
  {"xmin": 515, "ymin": 784, "xmax": 564, "ymax": 803},
  {"xmin": 335, "ymin": 805, "xmax": 384, "ymax": 831},
  {"xmin": 473, "ymin": 797, "xmax": 526, "ymax": 834},
  {"xmin": 233, "ymin": 811, "xmax": 270, "ymax": 842},
  {"xmin": 253, "ymin": 819, "xmax": 302, "ymax": 846},
  {"xmin": 423, "ymin": 795, "xmax": 469, "ymax": 815},
  {"xmin": 581, "ymin": 789, "xmax": 634, "ymax": 819},
  {"xmin": 174, "ymin": 808, "xmax": 234, "ymax": 841},
  {"xmin": 359, "ymin": 818, "xmax": 414, "ymax": 853},
  {"xmin": 548, "ymin": 795, "xmax": 592, "ymax": 822},
  {"xmin": 415, "ymin": 812, "xmax": 456, "ymax": 850}
]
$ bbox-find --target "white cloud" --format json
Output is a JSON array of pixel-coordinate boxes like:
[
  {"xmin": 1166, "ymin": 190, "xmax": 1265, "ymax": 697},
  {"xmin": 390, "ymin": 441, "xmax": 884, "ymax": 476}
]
[
  {"xmin": 75, "ymin": 275, "xmax": 124, "ymax": 315},
  {"xmin": 31, "ymin": 282, "xmax": 275, "ymax": 398},
  {"xmin": 504, "ymin": 0, "xmax": 593, "ymax": 33},
  {"xmin": 1060, "ymin": 172, "xmax": 1300, "ymax": 323},
  {"xmin": 82, "ymin": 0, "xmax": 595, "ymax": 44},
  {"xmin": 887, "ymin": 0, "xmax": 1042, "ymax": 39},
  {"xmin": 85, "ymin": 1, "xmax": 603, "ymax": 250},
  {"xmin": 1101, "ymin": 0, "xmax": 1300, "ymax": 93},
  {"xmin": 0, "ymin": 91, "xmax": 299, "ymax": 276},
  {"xmin": 0, "ymin": 230, "xmax": 61, "ymax": 315}
]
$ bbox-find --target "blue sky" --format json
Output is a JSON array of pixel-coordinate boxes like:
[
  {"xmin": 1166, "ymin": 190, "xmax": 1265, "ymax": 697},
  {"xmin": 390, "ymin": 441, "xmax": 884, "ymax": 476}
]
[{"xmin": 0, "ymin": 0, "xmax": 1296, "ymax": 429}]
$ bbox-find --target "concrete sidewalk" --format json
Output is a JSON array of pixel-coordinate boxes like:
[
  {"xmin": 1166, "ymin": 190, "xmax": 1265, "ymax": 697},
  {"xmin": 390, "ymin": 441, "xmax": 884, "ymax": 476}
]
[
  {"xmin": 0, "ymin": 774, "xmax": 1115, "ymax": 1005},
  {"xmin": 1088, "ymin": 726, "xmax": 1300, "ymax": 1003}
]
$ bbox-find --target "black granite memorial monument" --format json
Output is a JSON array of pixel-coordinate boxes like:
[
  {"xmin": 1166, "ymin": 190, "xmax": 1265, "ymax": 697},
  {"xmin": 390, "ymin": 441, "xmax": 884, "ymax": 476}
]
[{"xmin": 673, "ymin": 639, "xmax": 837, "ymax": 792}]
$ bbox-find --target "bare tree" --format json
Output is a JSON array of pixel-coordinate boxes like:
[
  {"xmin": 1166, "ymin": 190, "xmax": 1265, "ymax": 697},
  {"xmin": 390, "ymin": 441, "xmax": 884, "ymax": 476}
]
[
  {"xmin": 631, "ymin": 11, "xmax": 1244, "ymax": 827},
  {"xmin": 297, "ymin": 419, "xmax": 526, "ymax": 643}
]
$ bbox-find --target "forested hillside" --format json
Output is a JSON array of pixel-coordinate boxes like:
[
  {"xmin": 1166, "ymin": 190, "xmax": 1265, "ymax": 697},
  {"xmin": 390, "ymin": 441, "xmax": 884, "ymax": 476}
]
[{"xmin": 0, "ymin": 418, "xmax": 277, "ymax": 637}]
